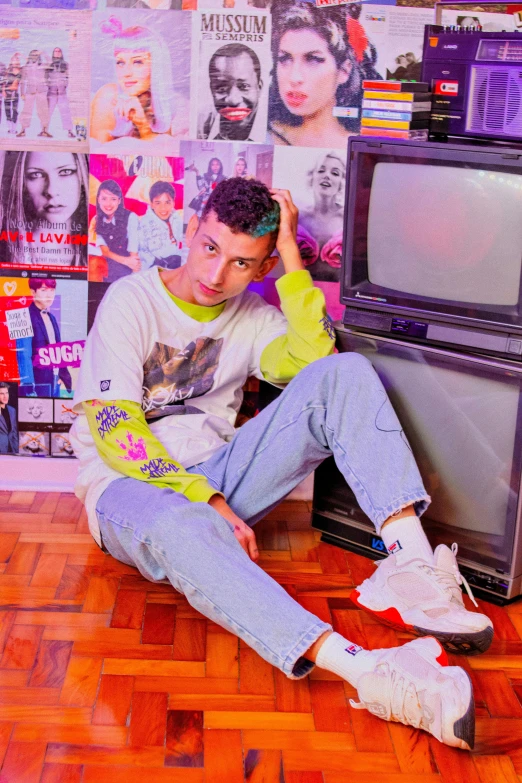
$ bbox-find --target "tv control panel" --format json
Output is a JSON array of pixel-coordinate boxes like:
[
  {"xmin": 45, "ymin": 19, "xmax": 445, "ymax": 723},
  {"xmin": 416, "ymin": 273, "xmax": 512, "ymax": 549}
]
[{"xmin": 343, "ymin": 307, "xmax": 522, "ymax": 358}]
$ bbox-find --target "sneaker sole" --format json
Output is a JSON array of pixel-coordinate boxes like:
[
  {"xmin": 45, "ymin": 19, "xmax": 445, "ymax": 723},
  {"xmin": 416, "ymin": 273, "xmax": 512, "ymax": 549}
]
[
  {"xmin": 413, "ymin": 624, "xmax": 494, "ymax": 656},
  {"xmin": 351, "ymin": 589, "xmax": 493, "ymax": 656},
  {"xmin": 451, "ymin": 671, "xmax": 475, "ymax": 751}
]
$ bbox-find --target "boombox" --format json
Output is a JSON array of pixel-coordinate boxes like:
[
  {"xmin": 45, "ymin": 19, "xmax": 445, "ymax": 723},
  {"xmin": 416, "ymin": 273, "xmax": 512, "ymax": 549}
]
[{"xmin": 422, "ymin": 25, "xmax": 522, "ymax": 142}]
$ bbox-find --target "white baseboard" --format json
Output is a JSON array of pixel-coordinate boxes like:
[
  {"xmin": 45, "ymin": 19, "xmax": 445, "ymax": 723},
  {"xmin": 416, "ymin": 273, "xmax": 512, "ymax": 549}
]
[
  {"xmin": 0, "ymin": 457, "xmax": 313, "ymax": 500},
  {"xmin": 286, "ymin": 472, "xmax": 314, "ymax": 501},
  {"xmin": 0, "ymin": 456, "xmax": 78, "ymax": 493}
]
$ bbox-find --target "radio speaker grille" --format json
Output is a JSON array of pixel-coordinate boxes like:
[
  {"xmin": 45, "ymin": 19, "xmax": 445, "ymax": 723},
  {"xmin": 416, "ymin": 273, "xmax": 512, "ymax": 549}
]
[{"xmin": 468, "ymin": 66, "xmax": 522, "ymax": 136}]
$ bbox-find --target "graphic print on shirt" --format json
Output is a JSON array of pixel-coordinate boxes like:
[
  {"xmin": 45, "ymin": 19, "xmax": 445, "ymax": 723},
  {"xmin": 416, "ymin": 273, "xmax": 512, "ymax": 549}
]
[
  {"xmin": 142, "ymin": 337, "xmax": 224, "ymax": 417},
  {"xmin": 115, "ymin": 431, "xmax": 148, "ymax": 461}
]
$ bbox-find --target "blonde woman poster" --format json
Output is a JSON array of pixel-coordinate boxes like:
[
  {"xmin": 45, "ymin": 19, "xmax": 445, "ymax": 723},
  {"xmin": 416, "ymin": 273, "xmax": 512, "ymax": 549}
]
[
  {"xmin": 272, "ymin": 145, "xmax": 345, "ymax": 319},
  {"xmin": 90, "ymin": 10, "xmax": 191, "ymax": 153}
]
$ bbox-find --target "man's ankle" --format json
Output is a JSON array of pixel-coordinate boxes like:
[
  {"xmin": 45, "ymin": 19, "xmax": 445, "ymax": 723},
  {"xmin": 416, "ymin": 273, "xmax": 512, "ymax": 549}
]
[
  {"xmin": 304, "ymin": 630, "xmax": 333, "ymax": 663},
  {"xmin": 381, "ymin": 504, "xmax": 416, "ymax": 529}
]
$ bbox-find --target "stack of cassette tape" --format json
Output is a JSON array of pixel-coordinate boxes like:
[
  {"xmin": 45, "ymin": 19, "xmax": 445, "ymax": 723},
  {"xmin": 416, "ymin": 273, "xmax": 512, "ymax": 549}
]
[{"xmin": 360, "ymin": 80, "xmax": 432, "ymax": 140}]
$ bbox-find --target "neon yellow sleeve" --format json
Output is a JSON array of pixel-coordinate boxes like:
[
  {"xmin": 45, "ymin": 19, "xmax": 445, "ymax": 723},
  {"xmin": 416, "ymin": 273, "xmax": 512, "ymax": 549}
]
[
  {"xmin": 82, "ymin": 400, "xmax": 220, "ymax": 504},
  {"xmin": 260, "ymin": 270, "xmax": 336, "ymax": 384}
]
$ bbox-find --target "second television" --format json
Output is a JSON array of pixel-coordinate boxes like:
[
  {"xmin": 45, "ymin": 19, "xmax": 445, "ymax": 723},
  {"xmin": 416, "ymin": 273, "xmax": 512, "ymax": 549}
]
[{"xmin": 341, "ymin": 137, "xmax": 522, "ymax": 358}]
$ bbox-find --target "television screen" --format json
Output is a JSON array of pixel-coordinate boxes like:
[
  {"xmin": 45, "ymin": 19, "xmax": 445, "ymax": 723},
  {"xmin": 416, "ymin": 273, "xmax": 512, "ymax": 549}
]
[
  {"xmin": 345, "ymin": 334, "xmax": 522, "ymax": 573},
  {"xmin": 367, "ymin": 162, "xmax": 522, "ymax": 306}
]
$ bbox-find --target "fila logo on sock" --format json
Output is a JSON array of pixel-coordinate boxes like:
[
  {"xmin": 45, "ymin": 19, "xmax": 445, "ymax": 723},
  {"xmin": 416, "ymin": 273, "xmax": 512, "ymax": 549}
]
[
  {"xmin": 345, "ymin": 643, "xmax": 363, "ymax": 656},
  {"xmin": 387, "ymin": 540, "xmax": 403, "ymax": 555}
]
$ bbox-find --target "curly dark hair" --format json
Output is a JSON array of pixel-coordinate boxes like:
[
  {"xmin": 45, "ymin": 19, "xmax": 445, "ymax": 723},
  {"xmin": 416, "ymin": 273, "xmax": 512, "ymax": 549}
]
[{"xmin": 202, "ymin": 177, "xmax": 280, "ymax": 243}]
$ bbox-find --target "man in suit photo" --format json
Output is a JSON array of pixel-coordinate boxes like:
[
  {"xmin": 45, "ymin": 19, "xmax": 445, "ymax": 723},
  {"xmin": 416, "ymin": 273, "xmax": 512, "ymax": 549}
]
[
  {"xmin": 0, "ymin": 382, "xmax": 18, "ymax": 454},
  {"xmin": 20, "ymin": 279, "xmax": 72, "ymax": 397}
]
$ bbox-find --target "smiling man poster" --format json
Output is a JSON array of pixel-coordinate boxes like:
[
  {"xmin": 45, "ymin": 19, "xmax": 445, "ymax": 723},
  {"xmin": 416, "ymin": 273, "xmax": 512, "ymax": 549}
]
[{"xmin": 192, "ymin": 10, "xmax": 271, "ymax": 144}]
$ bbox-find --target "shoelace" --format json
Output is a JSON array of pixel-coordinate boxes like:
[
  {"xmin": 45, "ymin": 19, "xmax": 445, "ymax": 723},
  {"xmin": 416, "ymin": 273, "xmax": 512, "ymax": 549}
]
[
  {"xmin": 350, "ymin": 664, "xmax": 434, "ymax": 731},
  {"xmin": 422, "ymin": 543, "xmax": 479, "ymax": 608},
  {"xmin": 374, "ymin": 542, "xmax": 479, "ymax": 608}
]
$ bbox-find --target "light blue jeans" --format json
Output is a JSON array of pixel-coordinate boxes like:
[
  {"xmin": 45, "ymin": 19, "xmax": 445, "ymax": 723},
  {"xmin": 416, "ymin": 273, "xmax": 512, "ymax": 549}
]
[{"xmin": 96, "ymin": 354, "xmax": 429, "ymax": 678}]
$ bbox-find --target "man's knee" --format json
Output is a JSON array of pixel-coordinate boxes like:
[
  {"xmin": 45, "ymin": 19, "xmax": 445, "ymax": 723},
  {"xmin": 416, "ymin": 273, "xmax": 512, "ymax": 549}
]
[{"xmin": 305, "ymin": 352, "xmax": 375, "ymax": 383}]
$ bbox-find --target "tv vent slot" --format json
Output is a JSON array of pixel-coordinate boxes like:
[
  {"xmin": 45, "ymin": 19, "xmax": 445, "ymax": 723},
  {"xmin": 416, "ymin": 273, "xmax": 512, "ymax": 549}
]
[{"xmin": 468, "ymin": 66, "xmax": 522, "ymax": 136}]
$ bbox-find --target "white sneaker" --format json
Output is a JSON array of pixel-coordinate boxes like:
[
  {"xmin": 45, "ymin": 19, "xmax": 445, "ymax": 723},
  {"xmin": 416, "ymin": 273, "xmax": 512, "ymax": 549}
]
[
  {"xmin": 352, "ymin": 543, "xmax": 493, "ymax": 655},
  {"xmin": 351, "ymin": 637, "xmax": 475, "ymax": 750}
]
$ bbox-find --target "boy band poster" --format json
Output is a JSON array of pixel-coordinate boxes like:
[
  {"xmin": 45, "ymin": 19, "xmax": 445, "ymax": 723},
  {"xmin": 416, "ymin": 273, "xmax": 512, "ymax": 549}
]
[
  {"xmin": 88, "ymin": 153, "xmax": 184, "ymax": 283},
  {"xmin": 0, "ymin": 8, "xmax": 91, "ymax": 147}
]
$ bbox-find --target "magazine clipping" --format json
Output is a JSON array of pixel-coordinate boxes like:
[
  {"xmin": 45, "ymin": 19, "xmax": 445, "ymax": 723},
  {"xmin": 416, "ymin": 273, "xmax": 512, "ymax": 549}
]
[
  {"xmin": 17, "ymin": 395, "xmax": 73, "ymax": 457},
  {"xmin": 181, "ymin": 140, "xmax": 273, "ymax": 239},
  {"xmin": 359, "ymin": 6, "xmax": 515, "ymax": 90},
  {"xmin": 90, "ymin": 9, "xmax": 192, "ymax": 153},
  {"xmin": 272, "ymin": 145, "xmax": 344, "ymax": 318},
  {"xmin": 19, "ymin": 429, "xmax": 49, "ymax": 455},
  {"xmin": 11, "ymin": 0, "xmax": 95, "ymax": 9},
  {"xmin": 104, "ymin": 0, "xmax": 183, "ymax": 10},
  {"xmin": 0, "ymin": 150, "xmax": 89, "ymax": 277},
  {"xmin": 88, "ymin": 152, "xmax": 184, "ymax": 285},
  {"xmin": 0, "ymin": 275, "xmax": 87, "ymax": 402},
  {"xmin": 0, "ymin": 8, "xmax": 91, "ymax": 148},
  {"xmin": 191, "ymin": 8, "xmax": 271, "ymax": 144},
  {"xmin": 268, "ymin": 0, "xmax": 383, "ymax": 147}
]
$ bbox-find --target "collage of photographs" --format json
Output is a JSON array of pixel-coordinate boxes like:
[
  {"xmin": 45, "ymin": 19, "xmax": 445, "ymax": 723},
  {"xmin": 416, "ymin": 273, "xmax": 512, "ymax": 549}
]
[{"xmin": 0, "ymin": 0, "xmax": 516, "ymax": 459}]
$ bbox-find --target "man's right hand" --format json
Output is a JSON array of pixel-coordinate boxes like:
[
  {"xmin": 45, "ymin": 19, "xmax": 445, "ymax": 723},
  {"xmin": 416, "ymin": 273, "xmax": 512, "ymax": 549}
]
[{"xmin": 208, "ymin": 494, "xmax": 259, "ymax": 562}]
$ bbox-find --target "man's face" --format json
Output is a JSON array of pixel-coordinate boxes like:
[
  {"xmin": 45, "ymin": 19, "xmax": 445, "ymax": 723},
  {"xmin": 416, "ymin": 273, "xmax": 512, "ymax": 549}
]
[
  {"xmin": 183, "ymin": 211, "xmax": 277, "ymax": 306},
  {"xmin": 32, "ymin": 285, "xmax": 56, "ymax": 311},
  {"xmin": 209, "ymin": 51, "xmax": 261, "ymax": 140},
  {"xmin": 151, "ymin": 193, "xmax": 174, "ymax": 222},
  {"xmin": 0, "ymin": 388, "xmax": 9, "ymax": 408}
]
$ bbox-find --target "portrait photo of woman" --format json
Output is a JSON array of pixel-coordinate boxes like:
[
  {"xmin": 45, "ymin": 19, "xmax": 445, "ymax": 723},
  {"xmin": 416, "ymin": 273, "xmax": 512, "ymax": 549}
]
[
  {"xmin": 90, "ymin": 13, "xmax": 190, "ymax": 151},
  {"xmin": 2, "ymin": 150, "xmax": 88, "ymax": 267},
  {"xmin": 273, "ymin": 146, "xmax": 345, "ymax": 283},
  {"xmin": 88, "ymin": 179, "xmax": 140, "ymax": 283},
  {"xmin": 268, "ymin": 0, "xmax": 382, "ymax": 147},
  {"xmin": 233, "ymin": 156, "xmax": 250, "ymax": 178}
]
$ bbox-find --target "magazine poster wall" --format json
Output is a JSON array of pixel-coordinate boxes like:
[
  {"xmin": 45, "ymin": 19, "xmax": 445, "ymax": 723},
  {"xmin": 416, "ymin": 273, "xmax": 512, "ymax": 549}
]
[{"xmin": 0, "ymin": 0, "xmax": 515, "ymax": 459}]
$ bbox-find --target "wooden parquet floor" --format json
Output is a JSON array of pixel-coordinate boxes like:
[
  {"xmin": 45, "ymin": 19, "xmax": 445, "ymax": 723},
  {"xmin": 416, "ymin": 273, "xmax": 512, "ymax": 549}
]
[{"xmin": 1, "ymin": 491, "xmax": 522, "ymax": 783}]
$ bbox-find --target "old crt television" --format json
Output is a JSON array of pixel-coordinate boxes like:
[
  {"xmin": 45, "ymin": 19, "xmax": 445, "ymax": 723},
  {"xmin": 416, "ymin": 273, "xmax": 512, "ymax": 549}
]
[
  {"xmin": 342, "ymin": 137, "xmax": 522, "ymax": 358},
  {"xmin": 312, "ymin": 328, "xmax": 522, "ymax": 602}
]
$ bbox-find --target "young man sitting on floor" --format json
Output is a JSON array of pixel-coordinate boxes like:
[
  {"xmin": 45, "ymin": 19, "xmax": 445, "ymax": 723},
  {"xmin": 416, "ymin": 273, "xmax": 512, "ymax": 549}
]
[{"xmin": 71, "ymin": 177, "xmax": 493, "ymax": 751}]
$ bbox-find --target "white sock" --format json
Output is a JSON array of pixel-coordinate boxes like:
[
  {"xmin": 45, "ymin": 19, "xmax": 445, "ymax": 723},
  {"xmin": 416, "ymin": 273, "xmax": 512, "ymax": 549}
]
[
  {"xmin": 315, "ymin": 632, "xmax": 376, "ymax": 687},
  {"xmin": 380, "ymin": 515, "xmax": 433, "ymax": 564}
]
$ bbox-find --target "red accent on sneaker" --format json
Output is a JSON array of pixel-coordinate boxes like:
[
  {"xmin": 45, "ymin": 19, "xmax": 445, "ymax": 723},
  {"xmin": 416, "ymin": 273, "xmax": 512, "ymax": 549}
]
[
  {"xmin": 434, "ymin": 643, "xmax": 449, "ymax": 667},
  {"xmin": 351, "ymin": 589, "xmax": 414, "ymax": 632},
  {"xmin": 350, "ymin": 591, "xmax": 450, "ymax": 667}
]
